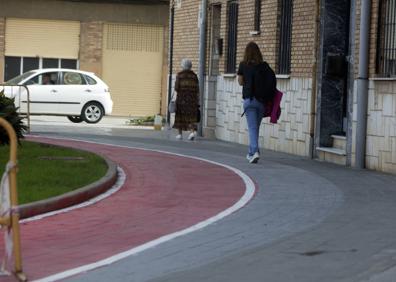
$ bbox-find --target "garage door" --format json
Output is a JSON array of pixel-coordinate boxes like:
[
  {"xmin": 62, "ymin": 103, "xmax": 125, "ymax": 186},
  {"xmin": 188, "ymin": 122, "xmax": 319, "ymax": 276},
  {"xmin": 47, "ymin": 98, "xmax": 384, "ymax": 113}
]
[
  {"xmin": 102, "ymin": 23, "xmax": 164, "ymax": 116},
  {"xmin": 5, "ymin": 18, "xmax": 80, "ymax": 59}
]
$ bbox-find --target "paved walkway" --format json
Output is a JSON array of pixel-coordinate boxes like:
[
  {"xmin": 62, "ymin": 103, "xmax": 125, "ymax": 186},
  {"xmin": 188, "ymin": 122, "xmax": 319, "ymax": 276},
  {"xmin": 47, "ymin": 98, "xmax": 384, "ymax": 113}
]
[
  {"xmin": 0, "ymin": 135, "xmax": 250, "ymax": 281},
  {"xmin": 2, "ymin": 116, "xmax": 396, "ymax": 282}
]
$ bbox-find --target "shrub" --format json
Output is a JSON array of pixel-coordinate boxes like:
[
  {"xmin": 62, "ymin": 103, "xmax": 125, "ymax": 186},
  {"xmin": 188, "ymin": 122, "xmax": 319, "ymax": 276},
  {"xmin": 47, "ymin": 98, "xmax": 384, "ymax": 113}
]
[{"xmin": 0, "ymin": 90, "xmax": 27, "ymax": 145}]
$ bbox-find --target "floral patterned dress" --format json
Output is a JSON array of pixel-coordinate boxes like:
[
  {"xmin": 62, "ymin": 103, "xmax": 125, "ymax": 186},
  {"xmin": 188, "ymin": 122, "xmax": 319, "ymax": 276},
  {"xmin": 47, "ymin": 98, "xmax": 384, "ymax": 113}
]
[{"xmin": 173, "ymin": 70, "xmax": 199, "ymax": 130}]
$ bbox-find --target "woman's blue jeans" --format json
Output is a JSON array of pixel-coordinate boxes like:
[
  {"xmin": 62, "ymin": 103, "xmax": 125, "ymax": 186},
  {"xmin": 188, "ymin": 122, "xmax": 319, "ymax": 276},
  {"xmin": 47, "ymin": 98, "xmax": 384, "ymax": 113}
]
[{"xmin": 243, "ymin": 98, "xmax": 264, "ymax": 156}]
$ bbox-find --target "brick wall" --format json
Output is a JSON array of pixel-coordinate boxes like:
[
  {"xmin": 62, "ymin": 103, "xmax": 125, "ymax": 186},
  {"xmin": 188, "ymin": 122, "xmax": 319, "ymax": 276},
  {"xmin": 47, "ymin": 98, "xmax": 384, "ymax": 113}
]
[
  {"xmin": 173, "ymin": 0, "xmax": 317, "ymax": 76},
  {"xmin": 172, "ymin": 0, "xmax": 317, "ymax": 156},
  {"xmin": 170, "ymin": 0, "xmax": 396, "ymax": 174},
  {"xmin": 290, "ymin": 0, "xmax": 317, "ymax": 77},
  {"xmin": 79, "ymin": 21, "xmax": 103, "ymax": 77},
  {"xmin": 172, "ymin": 0, "xmax": 201, "ymax": 74},
  {"xmin": 354, "ymin": 0, "xmax": 381, "ymax": 77}
]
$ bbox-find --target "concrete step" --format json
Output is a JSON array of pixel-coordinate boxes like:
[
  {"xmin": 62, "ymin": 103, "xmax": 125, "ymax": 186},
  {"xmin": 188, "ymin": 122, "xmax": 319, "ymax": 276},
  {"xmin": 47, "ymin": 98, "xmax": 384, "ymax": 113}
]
[
  {"xmin": 331, "ymin": 134, "xmax": 347, "ymax": 151},
  {"xmin": 316, "ymin": 146, "xmax": 346, "ymax": 165}
]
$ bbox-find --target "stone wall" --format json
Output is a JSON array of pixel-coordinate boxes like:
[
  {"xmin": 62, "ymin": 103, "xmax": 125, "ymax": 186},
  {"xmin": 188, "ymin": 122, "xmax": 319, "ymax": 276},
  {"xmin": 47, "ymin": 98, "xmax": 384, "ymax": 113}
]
[
  {"xmin": 215, "ymin": 76, "xmax": 313, "ymax": 156},
  {"xmin": 352, "ymin": 80, "xmax": 396, "ymax": 173}
]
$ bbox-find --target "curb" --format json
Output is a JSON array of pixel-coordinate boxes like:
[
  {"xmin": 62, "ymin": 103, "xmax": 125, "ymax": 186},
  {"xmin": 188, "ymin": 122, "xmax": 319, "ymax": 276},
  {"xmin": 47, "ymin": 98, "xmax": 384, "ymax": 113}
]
[{"xmin": 18, "ymin": 156, "xmax": 118, "ymax": 219}]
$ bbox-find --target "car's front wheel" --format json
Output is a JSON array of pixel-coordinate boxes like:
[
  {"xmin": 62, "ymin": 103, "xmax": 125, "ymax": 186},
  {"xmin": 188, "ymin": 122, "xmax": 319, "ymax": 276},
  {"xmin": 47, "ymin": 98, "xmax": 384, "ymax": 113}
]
[
  {"xmin": 82, "ymin": 102, "xmax": 104, "ymax": 124},
  {"xmin": 67, "ymin": 116, "xmax": 83, "ymax": 123}
]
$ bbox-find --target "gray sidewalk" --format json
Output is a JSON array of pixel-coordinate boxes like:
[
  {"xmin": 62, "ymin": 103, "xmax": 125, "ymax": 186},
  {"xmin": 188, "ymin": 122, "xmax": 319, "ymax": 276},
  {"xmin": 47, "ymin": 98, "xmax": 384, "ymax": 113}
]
[{"xmin": 29, "ymin": 117, "xmax": 396, "ymax": 282}]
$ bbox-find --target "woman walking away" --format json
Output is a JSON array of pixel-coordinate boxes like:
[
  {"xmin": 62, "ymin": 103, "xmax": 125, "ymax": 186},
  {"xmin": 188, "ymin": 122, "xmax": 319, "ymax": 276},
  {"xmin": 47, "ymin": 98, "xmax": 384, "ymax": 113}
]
[
  {"xmin": 173, "ymin": 58, "xmax": 200, "ymax": 141},
  {"xmin": 237, "ymin": 42, "xmax": 276, "ymax": 163}
]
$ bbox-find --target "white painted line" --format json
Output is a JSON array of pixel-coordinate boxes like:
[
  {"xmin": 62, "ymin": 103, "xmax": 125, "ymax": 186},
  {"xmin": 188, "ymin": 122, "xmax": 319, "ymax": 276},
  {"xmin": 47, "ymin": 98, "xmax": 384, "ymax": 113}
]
[{"xmin": 28, "ymin": 135, "xmax": 256, "ymax": 282}]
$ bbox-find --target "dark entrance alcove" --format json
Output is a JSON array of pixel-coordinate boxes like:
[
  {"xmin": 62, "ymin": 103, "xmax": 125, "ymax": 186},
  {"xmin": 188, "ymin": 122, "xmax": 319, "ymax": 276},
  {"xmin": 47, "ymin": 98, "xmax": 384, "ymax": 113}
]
[{"xmin": 316, "ymin": 0, "xmax": 351, "ymax": 147}]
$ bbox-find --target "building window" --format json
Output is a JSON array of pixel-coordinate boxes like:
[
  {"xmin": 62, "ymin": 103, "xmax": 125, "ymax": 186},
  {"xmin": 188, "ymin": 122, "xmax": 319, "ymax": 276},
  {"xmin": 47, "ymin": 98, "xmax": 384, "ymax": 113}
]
[
  {"xmin": 278, "ymin": 0, "xmax": 293, "ymax": 74},
  {"xmin": 4, "ymin": 57, "xmax": 78, "ymax": 82},
  {"xmin": 376, "ymin": 0, "xmax": 396, "ymax": 77},
  {"xmin": 226, "ymin": 1, "xmax": 239, "ymax": 73},
  {"xmin": 254, "ymin": 0, "xmax": 261, "ymax": 32}
]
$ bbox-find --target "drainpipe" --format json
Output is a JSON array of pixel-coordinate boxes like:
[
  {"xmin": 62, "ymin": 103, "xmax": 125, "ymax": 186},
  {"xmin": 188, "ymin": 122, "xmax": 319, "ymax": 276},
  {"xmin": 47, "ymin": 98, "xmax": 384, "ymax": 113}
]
[
  {"xmin": 198, "ymin": 0, "xmax": 207, "ymax": 136},
  {"xmin": 355, "ymin": 0, "xmax": 371, "ymax": 168},
  {"xmin": 310, "ymin": 0, "xmax": 320, "ymax": 159},
  {"xmin": 167, "ymin": 1, "xmax": 175, "ymax": 124}
]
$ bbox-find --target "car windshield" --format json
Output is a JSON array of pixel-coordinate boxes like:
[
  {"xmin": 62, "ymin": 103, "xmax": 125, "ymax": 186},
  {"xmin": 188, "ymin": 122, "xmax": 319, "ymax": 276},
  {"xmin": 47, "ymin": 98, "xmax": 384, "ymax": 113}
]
[{"xmin": 5, "ymin": 71, "xmax": 37, "ymax": 85}]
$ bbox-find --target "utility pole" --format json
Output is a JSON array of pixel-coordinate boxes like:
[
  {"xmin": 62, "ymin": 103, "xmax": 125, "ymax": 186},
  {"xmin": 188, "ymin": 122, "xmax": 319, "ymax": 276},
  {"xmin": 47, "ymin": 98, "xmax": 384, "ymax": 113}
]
[
  {"xmin": 167, "ymin": 0, "xmax": 175, "ymax": 125},
  {"xmin": 198, "ymin": 0, "xmax": 207, "ymax": 136}
]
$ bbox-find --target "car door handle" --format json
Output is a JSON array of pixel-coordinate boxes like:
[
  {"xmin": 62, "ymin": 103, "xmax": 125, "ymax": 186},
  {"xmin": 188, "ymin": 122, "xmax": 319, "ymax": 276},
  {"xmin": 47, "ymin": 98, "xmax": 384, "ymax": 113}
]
[
  {"xmin": 85, "ymin": 89, "xmax": 92, "ymax": 93},
  {"xmin": 51, "ymin": 89, "xmax": 58, "ymax": 93}
]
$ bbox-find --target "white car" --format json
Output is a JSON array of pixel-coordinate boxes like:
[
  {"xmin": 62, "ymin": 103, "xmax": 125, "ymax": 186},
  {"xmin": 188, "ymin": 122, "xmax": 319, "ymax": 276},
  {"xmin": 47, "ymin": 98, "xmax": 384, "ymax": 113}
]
[{"xmin": 2, "ymin": 68, "xmax": 113, "ymax": 124}]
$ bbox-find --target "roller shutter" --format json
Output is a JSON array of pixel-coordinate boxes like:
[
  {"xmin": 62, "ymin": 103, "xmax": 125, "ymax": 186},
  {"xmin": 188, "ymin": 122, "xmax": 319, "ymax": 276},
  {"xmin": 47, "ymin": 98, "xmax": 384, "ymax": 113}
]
[
  {"xmin": 5, "ymin": 18, "xmax": 80, "ymax": 59},
  {"xmin": 102, "ymin": 23, "xmax": 163, "ymax": 116}
]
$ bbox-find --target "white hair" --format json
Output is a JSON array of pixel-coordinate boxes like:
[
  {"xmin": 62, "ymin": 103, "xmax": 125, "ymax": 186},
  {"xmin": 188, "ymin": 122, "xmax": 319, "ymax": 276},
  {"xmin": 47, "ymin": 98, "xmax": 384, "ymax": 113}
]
[{"xmin": 181, "ymin": 58, "xmax": 192, "ymax": 70}]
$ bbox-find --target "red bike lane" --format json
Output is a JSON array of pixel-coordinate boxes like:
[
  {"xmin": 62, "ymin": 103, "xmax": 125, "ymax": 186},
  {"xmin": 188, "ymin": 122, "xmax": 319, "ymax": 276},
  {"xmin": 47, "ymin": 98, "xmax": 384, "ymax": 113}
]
[{"xmin": 0, "ymin": 137, "xmax": 252, "ymax": 281}]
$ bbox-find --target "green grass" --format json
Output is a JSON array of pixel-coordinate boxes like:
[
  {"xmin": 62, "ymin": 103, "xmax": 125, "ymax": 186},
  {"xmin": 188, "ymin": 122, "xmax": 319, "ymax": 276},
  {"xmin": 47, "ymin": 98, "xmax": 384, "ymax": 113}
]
[{"xmin": 0, "ymin": 141, "xmax": 108, "ymax": 204}]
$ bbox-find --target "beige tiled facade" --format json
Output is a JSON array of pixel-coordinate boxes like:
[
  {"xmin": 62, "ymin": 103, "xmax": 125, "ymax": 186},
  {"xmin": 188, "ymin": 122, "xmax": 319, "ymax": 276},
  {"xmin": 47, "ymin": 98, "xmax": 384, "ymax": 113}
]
[
  {"xmin": 352, "ymin": 80, "xmax": 396, "ymax": 173},
  {"xmin": 0, "ymin": 0, "xmax": 169, "ymax": 117}
]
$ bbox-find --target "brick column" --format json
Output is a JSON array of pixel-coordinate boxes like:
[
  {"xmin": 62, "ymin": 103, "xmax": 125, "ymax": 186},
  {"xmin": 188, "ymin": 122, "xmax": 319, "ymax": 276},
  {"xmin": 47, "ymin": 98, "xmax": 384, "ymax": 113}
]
[{"xmin": 79, "ymin": 21, "xmax": 103, "ymax": 77}]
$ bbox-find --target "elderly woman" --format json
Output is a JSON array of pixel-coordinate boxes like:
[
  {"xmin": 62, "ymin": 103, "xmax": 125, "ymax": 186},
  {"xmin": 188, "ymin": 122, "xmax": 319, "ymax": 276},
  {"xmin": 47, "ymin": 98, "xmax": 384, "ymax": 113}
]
[{"xmin": 173, "ymin": 59, "xmax": 200, "ymax": 140}]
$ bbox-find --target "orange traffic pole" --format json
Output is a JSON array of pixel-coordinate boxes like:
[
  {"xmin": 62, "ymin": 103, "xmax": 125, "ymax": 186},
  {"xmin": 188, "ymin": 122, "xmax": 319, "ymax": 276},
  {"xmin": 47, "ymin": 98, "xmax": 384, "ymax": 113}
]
[{"xmin": 0, "ymin": 117, "xmax": 27, "ymax": 281}]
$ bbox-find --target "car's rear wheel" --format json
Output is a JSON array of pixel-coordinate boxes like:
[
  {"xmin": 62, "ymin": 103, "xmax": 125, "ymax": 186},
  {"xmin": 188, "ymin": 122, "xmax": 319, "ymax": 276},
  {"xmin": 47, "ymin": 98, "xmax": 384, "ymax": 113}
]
[
  {"xmin": 82, "ymin": 102, "xmax": 104, "ymax": 124},
  {"xmin": 67, "ymin": 116, "xmax": 83, "ymax": 123}
]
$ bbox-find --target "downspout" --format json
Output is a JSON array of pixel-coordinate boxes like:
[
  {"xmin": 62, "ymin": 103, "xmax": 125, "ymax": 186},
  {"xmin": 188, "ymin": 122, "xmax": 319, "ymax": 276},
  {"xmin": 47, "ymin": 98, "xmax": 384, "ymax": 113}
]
[
  {"xmin": 167, "ymin": 1, "xmax": 175, "ymax": 125},
  {"xmin": 198, "ymin": 0, "xmax": 207, "ymax": 136},
  {"xmin": 310, "ymin": 0, "xmax": 320, "ymax": 159},
  {"xmin": 355, "ymin": 0, "xmax": 371, "ymax": 168}
]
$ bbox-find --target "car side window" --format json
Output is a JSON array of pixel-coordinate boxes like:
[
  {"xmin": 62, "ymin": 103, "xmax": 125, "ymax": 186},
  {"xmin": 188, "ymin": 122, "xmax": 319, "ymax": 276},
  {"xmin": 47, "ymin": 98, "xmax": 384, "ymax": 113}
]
[
  {"xmin": 24, "ymin": 76, "xmax": 39, "ymax": 85},
  {"xmin": 26, "ymin": 72, "xmax": 59, "ymax": 85},
  {"xmin": 62, "ymin": 72, "xmax": 86, "ymax": 85},
  {"xmin": 84, "ymin": 74, "xmax": 97, "ymax": 85}
]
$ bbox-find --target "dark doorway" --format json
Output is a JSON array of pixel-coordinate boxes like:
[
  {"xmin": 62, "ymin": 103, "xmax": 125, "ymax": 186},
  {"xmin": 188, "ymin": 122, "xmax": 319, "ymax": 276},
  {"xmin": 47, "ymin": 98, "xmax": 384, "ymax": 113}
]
[{"xmin": 317, "ymin": 0, "xmax": 351, "ymax": 147}]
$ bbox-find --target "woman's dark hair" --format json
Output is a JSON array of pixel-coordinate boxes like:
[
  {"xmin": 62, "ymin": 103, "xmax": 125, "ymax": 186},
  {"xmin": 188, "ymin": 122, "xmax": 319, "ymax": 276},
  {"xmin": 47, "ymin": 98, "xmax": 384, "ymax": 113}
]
[{"xmin": 242, "ymin": 41, "xmax": 263, "ymax": 65}]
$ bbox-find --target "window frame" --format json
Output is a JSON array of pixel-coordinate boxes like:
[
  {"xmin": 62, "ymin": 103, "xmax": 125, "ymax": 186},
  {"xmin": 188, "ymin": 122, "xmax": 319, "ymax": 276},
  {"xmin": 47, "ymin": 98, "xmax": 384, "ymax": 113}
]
[
  {"xmin": 277, "ymin": 0, "xmax": 293, "ymax": 75},
  {"xmin": 254, "ymin": 0, "xmax": 262, "ymax": 33},
  {"xmin": 376, "ymin": 0, "xmax": 396, "ymax": 77},
  {"xmin": 226, "ymin": 0, "xmax": 239, "ymax": 74}
]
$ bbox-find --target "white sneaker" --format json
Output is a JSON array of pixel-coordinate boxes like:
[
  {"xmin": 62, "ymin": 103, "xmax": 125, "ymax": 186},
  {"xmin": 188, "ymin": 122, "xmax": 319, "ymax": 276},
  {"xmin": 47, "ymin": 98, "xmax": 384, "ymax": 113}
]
[
  {"xmin": 248, "ymin": 152, "xmax": 260, "ymax": 163},
  {"xmin": 188, "ymin": 132, "xmax": 196, "ymax": 141},
  {"xmin": 176, "ymin": 134, "xmax": 182, "ymax": 140}
]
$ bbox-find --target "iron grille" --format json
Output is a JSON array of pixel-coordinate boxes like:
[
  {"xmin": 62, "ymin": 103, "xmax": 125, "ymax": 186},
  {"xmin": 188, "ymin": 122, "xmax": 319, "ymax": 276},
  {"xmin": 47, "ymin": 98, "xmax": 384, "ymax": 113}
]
[
  {"xmin": 278, "ymin": 0, "xmax": 293, "ymax": 74},
  {"xmin": 254, "ymin": 0, "xmax": 261, "ymax": 32},
  {"xmin": 377, "ymin": 0, "xmax": 396, "ymax": 77},
  {"xmin": 226, "ymin": 1, "xmax": 238, "ymax": 73}
]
